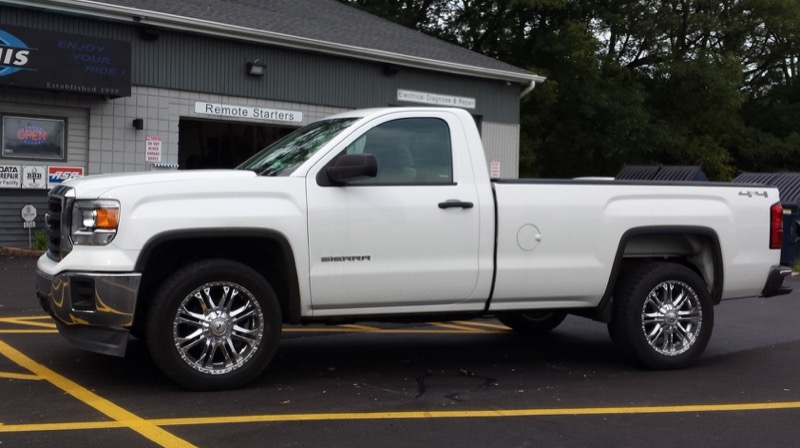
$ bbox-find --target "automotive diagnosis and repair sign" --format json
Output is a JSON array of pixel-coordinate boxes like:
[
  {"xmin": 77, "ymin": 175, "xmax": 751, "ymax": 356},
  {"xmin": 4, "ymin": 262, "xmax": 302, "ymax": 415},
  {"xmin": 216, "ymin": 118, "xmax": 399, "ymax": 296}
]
[
  {"xmin": 0, "ymin": 24, "xmax": 131, "ymax": 97},
  {"xmin": 0, "ymin": 164, "xmax": 20, "ymax": 188}
]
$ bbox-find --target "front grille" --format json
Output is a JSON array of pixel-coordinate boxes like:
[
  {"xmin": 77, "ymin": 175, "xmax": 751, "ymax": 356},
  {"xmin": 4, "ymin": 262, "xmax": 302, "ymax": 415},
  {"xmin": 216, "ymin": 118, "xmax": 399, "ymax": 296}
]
[{"xmin": 45, "ymin": 185, "xmax": 73, "ymax": 261}]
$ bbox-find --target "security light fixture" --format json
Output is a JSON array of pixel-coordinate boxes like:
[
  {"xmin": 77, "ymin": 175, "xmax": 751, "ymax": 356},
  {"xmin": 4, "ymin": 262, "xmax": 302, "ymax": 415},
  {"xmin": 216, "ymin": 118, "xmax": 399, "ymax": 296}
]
[
  {"xmin": 247, "ymin": 59, "xmax": 266, "ymax": 77},
  {"xmin": 132, "ymin": 118, "xmax": 144, "ymax": 130}
]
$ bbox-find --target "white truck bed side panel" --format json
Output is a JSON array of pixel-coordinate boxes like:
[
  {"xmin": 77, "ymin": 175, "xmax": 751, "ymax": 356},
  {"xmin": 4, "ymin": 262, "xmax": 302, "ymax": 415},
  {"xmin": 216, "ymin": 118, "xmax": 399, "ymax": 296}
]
[{"xmin": 490, "ymin": 182, "xmax": 779, "ymax": 310}]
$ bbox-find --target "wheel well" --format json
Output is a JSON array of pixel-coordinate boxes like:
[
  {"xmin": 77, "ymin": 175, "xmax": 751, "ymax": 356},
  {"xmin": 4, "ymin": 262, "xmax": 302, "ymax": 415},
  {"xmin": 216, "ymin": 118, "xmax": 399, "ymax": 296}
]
[
  {"xmin": 622, "ymin": 232, "xmax": 718, "ymax": 291},
  {"xmin": 590, "ymin": 227, "xmax": 723, "ymax": 322},
  {"xmin": 133, "ymin": 230, "xmax": 301, "ymax": 332}
]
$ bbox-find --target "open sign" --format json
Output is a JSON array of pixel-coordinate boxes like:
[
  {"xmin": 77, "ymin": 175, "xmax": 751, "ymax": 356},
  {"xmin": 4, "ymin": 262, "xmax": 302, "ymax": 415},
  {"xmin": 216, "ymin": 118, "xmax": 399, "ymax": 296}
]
[{"xmin": 17, "ymin": 125, "xmax": 47, "ymax": 145}]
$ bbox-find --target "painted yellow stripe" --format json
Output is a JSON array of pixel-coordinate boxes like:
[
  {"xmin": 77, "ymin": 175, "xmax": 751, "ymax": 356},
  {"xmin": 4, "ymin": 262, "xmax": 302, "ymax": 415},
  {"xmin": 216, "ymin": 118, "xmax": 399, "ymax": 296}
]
[
  {"xmin": 0, "ymin": 421, "xmax": 121, "ymax": 433},
  {"xmin": 0, "ymin": 330, "xmax": 57, "ymax": 334},
  {"xmin": 430, "ymin": 322, "xmax": 488, "ymax": 333},
  {"xmin": 0, "ymin": 371, "xmax": 41, "ymax": 381},
  {"xmin": 3, "ymin": 400, "xmax": 800, "ymax": 434},
  {"xmin": 454, "ymin": 320, "xmax": 510, "ymax": 331},
  {"xmin": 283, "ymin": 327, "xmax": 503, "ymax": 334},
  {"xmin": 0, "ymin": 339, "xmax": 195, "ymax": 448},
  {"xmin": 340, "ymin": 324, "xmax": 381, "ymax": 332},
  {"xmin": 284, "ymin": 327, "xmax": 368, "ymax": 333},
  {"xmin": 151, "ymin": 401, "xmax": 800, "ymax": 424},
  {"xmin": 0, "ymin": 317, "xmax": 57, "ymax": 329},
  {"xmin": 0, "ymin": 316, "xmax": 504, "ymax": 335},
  {"xmin": 0, "ymin": 315, "xmax": 52, "ymax": 322}
]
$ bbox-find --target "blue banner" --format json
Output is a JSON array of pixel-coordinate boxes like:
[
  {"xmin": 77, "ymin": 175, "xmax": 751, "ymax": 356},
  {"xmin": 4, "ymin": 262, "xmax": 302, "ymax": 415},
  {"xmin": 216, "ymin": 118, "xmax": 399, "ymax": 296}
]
[{"xmin": 0, "ymin": 24, "xmax": 131, "ymax": 97}]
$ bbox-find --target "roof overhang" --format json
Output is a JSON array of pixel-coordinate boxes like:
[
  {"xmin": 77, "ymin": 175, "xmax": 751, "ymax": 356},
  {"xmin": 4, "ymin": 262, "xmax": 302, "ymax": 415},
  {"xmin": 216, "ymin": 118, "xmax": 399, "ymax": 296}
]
[{"xmin": 3, "ymin": 0, "xmax": 545, "ymax": 86}]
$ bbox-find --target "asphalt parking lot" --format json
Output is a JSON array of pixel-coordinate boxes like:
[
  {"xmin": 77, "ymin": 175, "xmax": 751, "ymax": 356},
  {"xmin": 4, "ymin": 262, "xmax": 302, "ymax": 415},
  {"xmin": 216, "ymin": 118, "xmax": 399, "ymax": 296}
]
[{"xmin": 3, "ymin": 252, "xmax": 800, "ymax": 447}]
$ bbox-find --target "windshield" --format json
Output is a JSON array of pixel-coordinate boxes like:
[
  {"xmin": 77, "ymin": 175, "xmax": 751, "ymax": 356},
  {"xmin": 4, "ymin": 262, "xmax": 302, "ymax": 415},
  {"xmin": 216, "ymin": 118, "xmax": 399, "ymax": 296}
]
[{"xmin": 237, "ymin": 118, "xmax": 358, "ymax": 176}]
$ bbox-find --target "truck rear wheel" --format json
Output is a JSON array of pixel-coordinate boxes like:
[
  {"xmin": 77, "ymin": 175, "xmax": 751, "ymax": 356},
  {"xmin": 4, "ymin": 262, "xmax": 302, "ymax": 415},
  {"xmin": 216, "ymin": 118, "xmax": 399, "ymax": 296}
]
[
  {"xmin": 497, "ymin": 311, "xmax": 567, "ymax": 334},
  {"xmin": 609, "ymin": 261, "xmax": 712, "ymax": 369},
  {"xmin": 146, "ymin": 259, "xmax": 281, "ymax": 390}
]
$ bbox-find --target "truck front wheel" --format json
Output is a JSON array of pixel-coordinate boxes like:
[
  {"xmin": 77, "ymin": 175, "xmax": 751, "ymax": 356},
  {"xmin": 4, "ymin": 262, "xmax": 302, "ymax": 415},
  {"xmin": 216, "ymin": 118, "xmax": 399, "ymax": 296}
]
[
  {"xmin": 609, "ymin": 262, "xmax": 713, "ymax": 369},
  {"xmin": 146, "ymin": 259, "xmax": 281, "ymax": 390}
]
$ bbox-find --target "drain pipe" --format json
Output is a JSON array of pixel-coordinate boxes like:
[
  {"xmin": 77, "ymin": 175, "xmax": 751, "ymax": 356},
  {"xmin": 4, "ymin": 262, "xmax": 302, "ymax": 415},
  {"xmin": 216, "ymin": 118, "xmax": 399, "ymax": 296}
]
[{"xmin": 519, "ymin": 76, "xmax": 547, "ymax": 99}]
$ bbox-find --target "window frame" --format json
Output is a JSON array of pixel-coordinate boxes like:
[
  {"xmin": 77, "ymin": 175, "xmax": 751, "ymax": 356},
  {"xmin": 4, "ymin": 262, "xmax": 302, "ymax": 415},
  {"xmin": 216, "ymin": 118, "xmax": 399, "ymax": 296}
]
[
  {"xmin": 341, "ymin": 117, "xmax": 455, "ymax": 187},
  {"xmin": 1, "ymin": 113, "xmax": 68, "ymax": 161}
]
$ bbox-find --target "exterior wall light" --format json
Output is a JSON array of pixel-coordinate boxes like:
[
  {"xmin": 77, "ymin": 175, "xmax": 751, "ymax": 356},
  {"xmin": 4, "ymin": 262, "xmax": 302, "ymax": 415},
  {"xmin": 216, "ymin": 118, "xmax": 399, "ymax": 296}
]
[
  {"xmin": 247, "ymin": 59, "xmax": 266, "ymax": 77},
  {"xmin": 132, "ymin": 118, "xmax": 144, "ymax": 130}
]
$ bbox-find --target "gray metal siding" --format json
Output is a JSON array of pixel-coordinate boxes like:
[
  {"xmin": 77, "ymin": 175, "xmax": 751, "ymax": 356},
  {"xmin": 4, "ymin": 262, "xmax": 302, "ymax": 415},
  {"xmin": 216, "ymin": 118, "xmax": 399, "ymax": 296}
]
[
  {"xmin": 3, "ymin": 7, "xmax": 520, "ymax": 124},
  {"xmin": 0, "ymin": 190, "xmax": 48, "ymax": 248},
  {"xmin": 0, "ymin": 100, "xmax": 88, "ymax": 247}
]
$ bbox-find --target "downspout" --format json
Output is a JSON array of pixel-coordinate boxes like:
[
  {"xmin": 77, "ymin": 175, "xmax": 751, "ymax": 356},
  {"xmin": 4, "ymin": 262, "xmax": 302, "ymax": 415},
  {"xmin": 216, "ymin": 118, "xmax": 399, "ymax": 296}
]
[{"xmin": 520, "ymin": 79, "xmax": 538, "ymax": 99}]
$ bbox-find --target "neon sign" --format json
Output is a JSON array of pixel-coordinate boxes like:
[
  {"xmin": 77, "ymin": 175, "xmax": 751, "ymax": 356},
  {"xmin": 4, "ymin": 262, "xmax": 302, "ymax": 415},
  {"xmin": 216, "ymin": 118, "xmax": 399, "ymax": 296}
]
[{"xmin": 17, "ymin": 125, "xmax": 47, "ymax": 145}]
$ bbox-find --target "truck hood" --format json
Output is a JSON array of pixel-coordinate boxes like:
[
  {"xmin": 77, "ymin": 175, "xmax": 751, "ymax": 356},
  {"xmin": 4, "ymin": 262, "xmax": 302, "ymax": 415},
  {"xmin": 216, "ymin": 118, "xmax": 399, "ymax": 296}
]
[{"xmin": 61, "ymin": 170, "xmax": 257, "ymax": 198}]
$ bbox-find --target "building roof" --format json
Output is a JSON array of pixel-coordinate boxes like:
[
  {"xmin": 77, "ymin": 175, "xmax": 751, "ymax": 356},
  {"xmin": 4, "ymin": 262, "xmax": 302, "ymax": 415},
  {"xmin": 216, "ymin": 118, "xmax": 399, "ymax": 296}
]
[{"xmin": 6, "ymin": 0, "xmax": 544, "ymax": 86}]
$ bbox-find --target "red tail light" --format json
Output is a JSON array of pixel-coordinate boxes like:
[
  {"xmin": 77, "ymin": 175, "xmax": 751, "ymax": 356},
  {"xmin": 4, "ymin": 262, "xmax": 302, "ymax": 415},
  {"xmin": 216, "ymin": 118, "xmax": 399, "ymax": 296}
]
[{"xmin": 770, "ymin": 202, "xmax": 784, "ymax": 249}]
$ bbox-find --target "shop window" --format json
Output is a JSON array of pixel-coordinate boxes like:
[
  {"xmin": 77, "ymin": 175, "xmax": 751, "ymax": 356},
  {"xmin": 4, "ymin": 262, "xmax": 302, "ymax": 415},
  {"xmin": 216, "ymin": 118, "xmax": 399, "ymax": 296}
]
[{"xmin": 1, "ymin": 115, "xmax": 67, "ymax": 161}]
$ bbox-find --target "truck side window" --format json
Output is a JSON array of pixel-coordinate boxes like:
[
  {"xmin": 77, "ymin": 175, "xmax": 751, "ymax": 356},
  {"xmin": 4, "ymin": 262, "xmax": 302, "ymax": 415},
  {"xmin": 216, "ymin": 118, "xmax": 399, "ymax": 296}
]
[{"xmin": 346, "ymin": 118, "xmax": 453, "ymax": 185}]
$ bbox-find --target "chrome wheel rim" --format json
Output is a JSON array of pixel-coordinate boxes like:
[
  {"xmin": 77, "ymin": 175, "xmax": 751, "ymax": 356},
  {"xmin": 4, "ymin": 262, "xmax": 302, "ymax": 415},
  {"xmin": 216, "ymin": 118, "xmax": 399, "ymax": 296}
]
[
  {"xmin": 173, "ymin": 281, "xmax": 264, "ymax": 375},
  {"xmin": 641, "ymin": 280, "xmax": 702, "ymax": 356}
]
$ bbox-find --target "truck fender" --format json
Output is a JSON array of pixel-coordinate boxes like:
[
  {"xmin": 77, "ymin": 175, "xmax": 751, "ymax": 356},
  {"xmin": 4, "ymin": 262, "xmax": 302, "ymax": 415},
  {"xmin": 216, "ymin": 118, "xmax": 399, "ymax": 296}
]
[
  {"xmin": 591, "ymin": 226, "xmax": 723, "ymax": 322},
  {"xmin": 134, "ymin": 228, "xmax": 303, "ymax": 324}
]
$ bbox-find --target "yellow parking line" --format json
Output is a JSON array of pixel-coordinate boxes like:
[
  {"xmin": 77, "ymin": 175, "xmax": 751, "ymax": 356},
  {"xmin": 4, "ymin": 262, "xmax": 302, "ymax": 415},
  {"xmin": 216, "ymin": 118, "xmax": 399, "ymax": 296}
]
[
  {"xmin": 0, "ymin": 421, "xmax": 120, "ymax": 433},
  {"xmin": 454, "ymin": 320, "xmax": 510, "ymax": 331},
  {"xmin": 0, "ymin": 371, "xmax": 41, "ymax": 381},
  {"xmin": 284, "ymin": 327, "xmax": 368, "ymax": 333},
  {"xmin": 282, "ymin": 326, "xmax": 503, "ymax": 334},
  {"xmin": 0, "ymin": 330, "xmax": 57, "ymax": 334},
  {"xmin": 152, "ymin": 400, "xmax": 800, "ymax": 423},
  {"xmin": 340, "ymin": 324, "xmax": 381, "ymax": 332},
  {"xmin": 3, "ymin": 399, "xmax": 800, "ymax": 434},
  {"xmin": 0, "ymin": 316, "xmax": 57, "ymax": 329},
  {"xmin": 0, "ymin": 339, "xmax": 195, "ymax": 448},
  {"xmin": 430, "ymin": 322, "xmax": 489, "ymax": 333}
]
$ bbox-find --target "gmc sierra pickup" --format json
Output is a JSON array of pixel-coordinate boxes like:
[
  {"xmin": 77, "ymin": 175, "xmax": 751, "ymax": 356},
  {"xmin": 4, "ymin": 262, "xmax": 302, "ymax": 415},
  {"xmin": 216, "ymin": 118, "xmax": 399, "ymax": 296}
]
[{"xmin": 35, "ymin": 107, "xmax": 791, "ymax": 390}]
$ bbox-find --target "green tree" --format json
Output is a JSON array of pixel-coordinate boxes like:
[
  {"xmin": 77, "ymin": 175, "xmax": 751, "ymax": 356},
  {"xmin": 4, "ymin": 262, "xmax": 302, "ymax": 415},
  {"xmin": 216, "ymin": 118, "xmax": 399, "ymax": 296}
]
[{"xmin": 338, "ymin": 0, "xmax": 800, "ymax": 179}]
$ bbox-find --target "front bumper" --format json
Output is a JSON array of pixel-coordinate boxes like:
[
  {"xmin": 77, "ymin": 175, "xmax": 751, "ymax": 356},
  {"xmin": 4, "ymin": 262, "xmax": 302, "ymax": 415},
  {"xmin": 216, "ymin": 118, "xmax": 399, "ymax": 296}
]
[
  {"xmin": 36, "ymin": 269, "xmax": 141, "ymax": 357},
  {"xmin": 761, "ymin": 265, "xmax": 793, "ymax": 298}
]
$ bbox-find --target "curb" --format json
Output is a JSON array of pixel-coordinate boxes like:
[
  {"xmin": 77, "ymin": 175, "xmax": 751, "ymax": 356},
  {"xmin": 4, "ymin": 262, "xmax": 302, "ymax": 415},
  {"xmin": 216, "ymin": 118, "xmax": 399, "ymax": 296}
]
[{"xmin": 0, "ymin": 247, "xmax": 45, "ymax": 257}]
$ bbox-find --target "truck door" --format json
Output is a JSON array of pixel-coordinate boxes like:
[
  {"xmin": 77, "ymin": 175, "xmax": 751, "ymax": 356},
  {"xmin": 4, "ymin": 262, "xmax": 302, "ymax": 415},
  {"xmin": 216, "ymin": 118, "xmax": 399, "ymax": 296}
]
[{"xmin": 306, "ymin": 113, "xmax": 484, "ymax": 312}]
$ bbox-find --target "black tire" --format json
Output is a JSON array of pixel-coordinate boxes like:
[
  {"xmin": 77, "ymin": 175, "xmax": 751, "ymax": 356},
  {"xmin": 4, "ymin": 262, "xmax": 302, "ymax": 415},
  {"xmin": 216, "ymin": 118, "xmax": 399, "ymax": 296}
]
[
  {"xmin": 146, "ymin": 259, "xmax": 281, "ymax": 390},
  {"xmin": 497, "ymin": 311, "xmax": 567, "ymax": 335},
  {"xmin": 609, "ymin": 261, "xmax": 713, "ymax": 370}
]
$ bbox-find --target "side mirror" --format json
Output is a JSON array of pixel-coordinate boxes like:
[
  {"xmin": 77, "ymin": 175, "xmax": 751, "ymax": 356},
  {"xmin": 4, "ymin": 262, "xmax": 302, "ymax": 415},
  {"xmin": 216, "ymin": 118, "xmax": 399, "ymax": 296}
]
[{"xmin": 325, "ymin": 154, "xmax": 378, "ymax": 185}]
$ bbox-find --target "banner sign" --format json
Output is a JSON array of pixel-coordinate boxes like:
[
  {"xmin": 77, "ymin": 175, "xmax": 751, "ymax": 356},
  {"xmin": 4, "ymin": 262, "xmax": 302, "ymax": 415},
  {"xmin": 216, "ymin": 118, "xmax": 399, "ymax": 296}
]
[
  {"xmin": 0, "ymin": 24, "xmax": 131, "ymax": 97},
  {"xmin": 47, "ymin": 165, "xmax": 84, "ymax": 187},
  {"xmin": 397, "ymin": 89, "xmax": 476, "ymax": 109},
  {"xmin": 195, "ymin": 102, "xmax": 303, "ymax": 123}
]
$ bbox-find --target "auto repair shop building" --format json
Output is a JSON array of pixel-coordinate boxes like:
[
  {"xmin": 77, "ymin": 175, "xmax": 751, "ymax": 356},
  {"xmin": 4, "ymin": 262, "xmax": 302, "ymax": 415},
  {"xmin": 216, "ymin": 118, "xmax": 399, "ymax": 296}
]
[{"xmin": 0, "ymin": 0, "xmax": 543, "ymax": 248}]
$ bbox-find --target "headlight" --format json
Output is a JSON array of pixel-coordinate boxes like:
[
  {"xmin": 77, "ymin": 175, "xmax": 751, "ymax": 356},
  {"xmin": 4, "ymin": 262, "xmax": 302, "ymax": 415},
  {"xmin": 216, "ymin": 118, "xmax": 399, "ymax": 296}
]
[{"xmin": 71, "ymin": 200, "xmax": 120, "ymax": 245}]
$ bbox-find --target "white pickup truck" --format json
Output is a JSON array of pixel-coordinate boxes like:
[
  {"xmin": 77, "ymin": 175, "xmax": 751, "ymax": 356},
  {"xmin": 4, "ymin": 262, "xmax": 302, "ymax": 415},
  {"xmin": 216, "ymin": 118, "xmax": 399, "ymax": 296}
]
[{"xmin": 36, "ymin": 107, "xmax": 791, "ymax": 390}]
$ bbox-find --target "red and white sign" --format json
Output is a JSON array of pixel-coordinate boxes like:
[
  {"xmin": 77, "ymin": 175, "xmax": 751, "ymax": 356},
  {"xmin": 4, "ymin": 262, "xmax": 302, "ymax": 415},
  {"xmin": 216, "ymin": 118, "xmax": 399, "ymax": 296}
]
[
  {"xmin": 47, "ymin": 166, "xmax": 84, "ymax": 187},
  {"xmin": 146, "ymin": 135, "xmax": 162, "ymax": 162},
  {"xmin": 490, "ymin": 158, "xmax": 501, "ymax": 179},
  {"xmin": 21, "ymin": 204, "xmax": 37, "ymax": 222}
]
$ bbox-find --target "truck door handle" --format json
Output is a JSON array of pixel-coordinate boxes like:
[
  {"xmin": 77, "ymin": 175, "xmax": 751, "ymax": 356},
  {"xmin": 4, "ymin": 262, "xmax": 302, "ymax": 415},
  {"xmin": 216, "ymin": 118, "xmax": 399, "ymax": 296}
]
[{"xmin": 438, "ymin": 200, "xmax": 474, "ymax": 209}]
